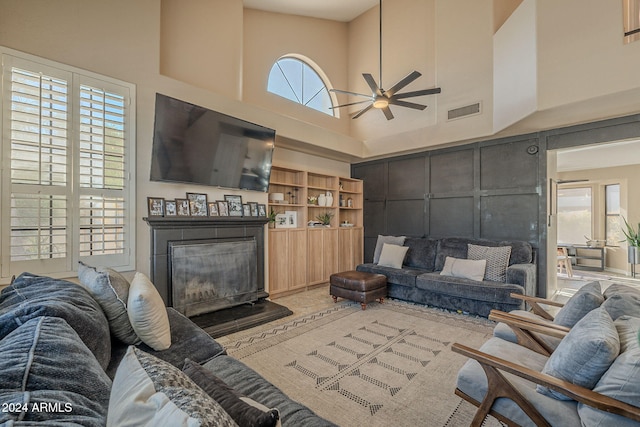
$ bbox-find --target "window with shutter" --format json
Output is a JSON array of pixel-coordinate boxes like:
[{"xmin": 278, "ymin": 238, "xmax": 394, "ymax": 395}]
[{"xmin": 1, "ymin": 48, "xmax": 135, "ymax": 279}]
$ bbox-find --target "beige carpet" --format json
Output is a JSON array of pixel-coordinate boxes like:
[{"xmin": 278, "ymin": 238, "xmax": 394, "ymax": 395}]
[{"xmin": 220, "ymin": 298, "xmax": 505, "ymax": 427}]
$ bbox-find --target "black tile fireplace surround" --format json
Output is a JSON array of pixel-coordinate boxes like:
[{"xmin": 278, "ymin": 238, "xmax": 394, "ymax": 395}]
[{"xmin": 143, "ymin": 216, "xmax": 269, "ymax": 310}]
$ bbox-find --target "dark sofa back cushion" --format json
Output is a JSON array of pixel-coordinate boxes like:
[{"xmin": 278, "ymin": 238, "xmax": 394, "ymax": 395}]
[
  {"xmin": 434, "ymin": 237, "xmax": 532, "ymax": 271},
  {"xmin": 0, "ymin": 316, "xmax": 111, "ymax": 426},
  {"xmin": 0, "ymin": 272, "xmax": 111, "ymax": 369},
  {"xmin": 403, "ymin": 237, "xmax": 438, "ymax": 271}
]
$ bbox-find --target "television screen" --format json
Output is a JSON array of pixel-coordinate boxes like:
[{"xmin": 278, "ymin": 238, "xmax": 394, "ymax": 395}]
[{"xmin": 150, "ymin": 93, "xmax": 275, "ymax": 192}]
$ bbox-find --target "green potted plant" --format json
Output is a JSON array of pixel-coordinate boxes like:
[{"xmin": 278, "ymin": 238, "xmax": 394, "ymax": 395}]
[
  {"xmin": 268, "ymin": 207, "xmax": 278, "ymax": 228},
  {"xmin": 622, "ymin": 216, "xmax": 640, "ymax": 270},
  {"xmin": 316, "ymin": 211, "xmax": 333, "ymax": 227}
]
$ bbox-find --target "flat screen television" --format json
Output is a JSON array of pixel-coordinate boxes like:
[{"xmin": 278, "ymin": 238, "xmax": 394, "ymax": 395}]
[{"xmin": 150, "ymin": 93, "xmax": 275, "ymax": 192}]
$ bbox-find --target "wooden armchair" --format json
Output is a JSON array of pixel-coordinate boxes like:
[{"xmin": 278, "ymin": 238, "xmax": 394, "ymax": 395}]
[{"xmin": 452, "ymin": 341, "xmax": 640, "ymax": 427}]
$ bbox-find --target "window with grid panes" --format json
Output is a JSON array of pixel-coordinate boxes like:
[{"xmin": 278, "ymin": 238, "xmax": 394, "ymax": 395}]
[{"xmin": 1, "ymin": 49, "xmax": 135, "ymax": 279}]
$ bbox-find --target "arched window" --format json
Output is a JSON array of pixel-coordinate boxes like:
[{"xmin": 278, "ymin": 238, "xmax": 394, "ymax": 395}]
[{"xmin": 267, "ymin": 56, "xmax": 336, "ymax": 117}]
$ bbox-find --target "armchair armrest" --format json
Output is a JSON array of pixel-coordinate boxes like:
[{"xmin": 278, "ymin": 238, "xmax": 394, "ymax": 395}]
[
  {"xmin": 488, "ymin": 310, "xmax": 569, "ymax": 355},
  {"xmin": 505, "ymin": 263, "xmax": 536, "ymax": 299},
  {"xmin": 452, "ymin": 343, "xmax": 640, "ymax": 424},
  {"xmin": 509, "ymin": 293, "xmax": 563, "ymax": 321}
]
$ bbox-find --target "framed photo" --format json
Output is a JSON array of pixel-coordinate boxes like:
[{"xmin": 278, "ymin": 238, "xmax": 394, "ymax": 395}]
[
  {"xmin": 285, "ymin": 210, "xmax": 297, "ymax": 228},
  {"xmin": 217, "ymin": 200, "xmax": 229, "ymax": 217},
  {"xmin": 187, "ymin": 193, "xmax": 208, "ymax": 216},
  {"xmin": 257, "ymin": 204, "xmax": 267, "ymax": 217},
  {"xmin": 249, "ymin": 202, "xmax": 259, "ymax": 217},
  {"xmin": 274, "ymin": 213, "xmax": 289, "ymax": 228},
  {"xmin": 176, "ymin": 198, "xmax": 190, "ymax": 216},
  {"xmin": 208, "ymin": 202, "xmax": 219, "ymax": 216},
  {"xmin": 165, "ymin": 200, "xmax": 177, "ymax": 217},
  {"xmin": 242, "ymin": 204, "xmax": 251, "ymax": 217},
  {"xmin": 147, "ymin": 197, "xmax": 165, "ymax": 217},
  {"xmin": 224, "ymin": 195, "xmax": 243, "ymax": 217}
]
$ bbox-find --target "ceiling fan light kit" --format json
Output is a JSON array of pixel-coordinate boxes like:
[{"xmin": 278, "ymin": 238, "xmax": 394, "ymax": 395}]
[{"xmin": 331, "ymin": 0, "xmax": 441, "ymax": 120}]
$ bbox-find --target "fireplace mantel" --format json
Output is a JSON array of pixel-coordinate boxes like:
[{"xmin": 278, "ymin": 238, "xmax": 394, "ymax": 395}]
[{"xmin": 143, "ymin": 216, "xmax": 269, "ymax": 307}]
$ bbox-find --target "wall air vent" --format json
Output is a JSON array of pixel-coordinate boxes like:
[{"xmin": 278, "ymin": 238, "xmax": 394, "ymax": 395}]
[{"xmin": 447, "ymin": 102, "xmax": 481, "ymax": 121}]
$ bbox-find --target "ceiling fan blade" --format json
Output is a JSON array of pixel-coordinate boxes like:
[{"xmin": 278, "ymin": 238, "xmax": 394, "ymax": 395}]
[
  {"xmin": 384, "ymin": 71, "xmax": 422, "ymax": 97},
  {"xmin": 389, "ymin": 99, "xmax": 427, "ymax": 110},
  {"xmin": 330, "ymin": 100, "xmax": 373, "ymax": 109},
  {"xmin": 362, "ymin": 73, "xmax": 383, "ymax": 96},
  {"xmin": 330, "ymin": 88, "xmax": 373, "ymax": 98},
  {"xmin": 392, "ymin": 87, "xmax": 442, "ymax": 99},
  {"xmin": 352, "ymin": 104, "xmax": 374, "ymax": 119},
  {"xmin": 382, "ymin": 106, "xmax": 394, "ymax": 120}
]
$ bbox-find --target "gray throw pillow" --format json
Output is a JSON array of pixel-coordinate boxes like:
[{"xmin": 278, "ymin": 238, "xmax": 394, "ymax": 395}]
[
  {"xmin": 537, "ymin": 307, "xmax": 620, "ymax": 400},
  {"xmin": 373, "ymin": 235, "xmax": 406, "ymax": 264},
  {"xmin": 108, "ymin": 347, "xmax": 236, "ymax": 427},
  {"xmin": 467, "ymin": 244, "xmax": 511, "ymax": 282},
  {"xmin": 78, "ymin": 261, "xmax": 140, "ymax": 345},
  {"xmin": 0, "ymin": 272, "xmax": 112, "ymax": 369},
  {"xmin": 553, "ymin": 281, "xmax": 603, "ymax": 327},
  {"xmin": 577, "ymin": 316, "xmax": 640, "ymax": 426},
  {"xmin": 183, "ymin": 359, "xmax": 279, "ymax": 427},
  {"xmin": 0, "ymin": 316, "xmax": 111, "ymax": 426}
]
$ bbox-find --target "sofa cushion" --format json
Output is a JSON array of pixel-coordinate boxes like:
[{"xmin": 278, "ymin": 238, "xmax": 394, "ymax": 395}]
[
  {"xmin": 403, "ymin": 237, "xmax": 438, "ymax": 271},
  {"xmin": 78, "ymin": 261, "xmax": 140, "ymax": 345},
  {"xmin": 0, "ymin": 316, "xmax": 111, "ymax": 426},
  {"xmin": 183, "ymin": 359, "xmax": 279, "ymax": 427},
  {"xmin": 377, "ymin": 243, "xmax": 409, "ymax": 269},
  {"xmin": 603, "ymin": 283, "xmax": 640, "ymax": 299},
  {"xmin": 467, "ymin": 244, "xmax": 511, "ymax": 282},
  {"xmin": 204, "ymin": 355, "xmax": 337, "ymax": 427},
  {"xmin": 440, "ymin": 257, "xmax": 486, "ymax": 281},
  {"xmin": 356, "ymin": 263, "xmax": 422, "ymax": 287},
  {"xmin": 538, "ymin": 307, "xmax": 619, "ymax": 400},
  {"xmin": 0, "ymin": 272, "xmax": 111, "ymax": 370},
  {"xmin": 373, "ymin": 235, "xmax": 406, "ymax": 264},
  {"xmin": 553, "ymin": 281, "xmax": 603, "ymax": 327},
  {"xmin": 107, "ymin": 346, "xmax": 236, "ymax": 427},
  {"xmin": 577, "ymin": 316, "xmax": 640, "ymax": 426},
  {"xmin": 127, "ymin": 272, "xmax": 171, "ymax": 351}
]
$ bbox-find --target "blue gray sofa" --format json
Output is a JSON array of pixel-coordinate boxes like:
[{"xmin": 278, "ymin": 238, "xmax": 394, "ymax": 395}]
[
  {"xmin": 357, "ymin": 236, "xmax": 536, "ymax": 317},
  {"xmin": 0, "ymin": 272, "xmax": 335, "ymax": 426}
]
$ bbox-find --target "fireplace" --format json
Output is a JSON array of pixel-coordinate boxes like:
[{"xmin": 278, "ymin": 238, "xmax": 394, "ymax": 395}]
[{"xmin": 143, "ymin": 217, "xmax": 269, "ymax": 314}]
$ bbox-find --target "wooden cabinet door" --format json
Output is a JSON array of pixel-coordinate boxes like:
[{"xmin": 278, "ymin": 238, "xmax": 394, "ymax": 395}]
[
  {"xmin": 268, "ymin": 230, "xmax": 289, "ymax": 295},
  {"xmin": 288, "ymin": 229, "xmax": 308, "ymax": 289},
  {"xmin": 307, "ymin": 228, "xmax": 325, "ymax": 284},
  {"xmin": 324, "ymin": 229, "xmax": 339, "ymax": 279},
  {"xmin": 338, "ymin": 228, "xmax": 364, "ymax": 271}
]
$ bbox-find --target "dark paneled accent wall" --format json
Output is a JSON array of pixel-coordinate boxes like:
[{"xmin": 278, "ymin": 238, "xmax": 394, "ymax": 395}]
[
  {"xmin": 352, "ymin": 113, "xmax": 640, "ymax": 297},
  {"xmin": 353, "ymin": 136, "xmax": 541, "ymax": 256}
]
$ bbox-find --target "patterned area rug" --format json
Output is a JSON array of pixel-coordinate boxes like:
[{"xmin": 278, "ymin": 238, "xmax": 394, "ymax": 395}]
[{"xmin": 219, "ymin": 299, "xmax": 505, "ymax": 427}]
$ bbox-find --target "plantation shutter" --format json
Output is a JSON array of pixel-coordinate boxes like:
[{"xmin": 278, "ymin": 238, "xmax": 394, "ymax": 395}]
[{"xmin": 1, "ymin": 51, "xmax": 135, "ymax": 278}]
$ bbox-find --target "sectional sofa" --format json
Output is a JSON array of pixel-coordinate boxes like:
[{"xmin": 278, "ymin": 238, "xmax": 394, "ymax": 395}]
[
  {"xmin": 356, "ymin": 236, "xmax": 537, "ymax": 317},
  {"xmin": 0, "ymin": 271, "xmax": 335, "ymax": 426}
]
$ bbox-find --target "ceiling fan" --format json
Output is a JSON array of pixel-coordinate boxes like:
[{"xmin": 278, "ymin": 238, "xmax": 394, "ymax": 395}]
[{"xmin": 330, "ymin": 0, "xmax": 441, "ymax": 120}]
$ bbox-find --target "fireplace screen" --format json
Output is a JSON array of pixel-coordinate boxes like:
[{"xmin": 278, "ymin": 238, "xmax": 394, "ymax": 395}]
[{"xmin": 169, "ymin": 238, "xmax": 258, "ymax": 317}]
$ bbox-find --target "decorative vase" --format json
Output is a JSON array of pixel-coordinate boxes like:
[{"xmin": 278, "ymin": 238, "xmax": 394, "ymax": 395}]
[
  {"xmin": 325, "ymin": 191, "xmax": 333, "ymax": 207},
  {"xmin": 629, "ymin": 246, "xmax": 640, "ymax": 264},
  {"xmin": 317, "ymin": 193, "xmax": 326, "ymax": 206}
]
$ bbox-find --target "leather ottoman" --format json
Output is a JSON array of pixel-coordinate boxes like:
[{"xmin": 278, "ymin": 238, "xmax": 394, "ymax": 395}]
[{"xmin": 329, "ymin": 270, "xmax": 387, "ymax": 310}]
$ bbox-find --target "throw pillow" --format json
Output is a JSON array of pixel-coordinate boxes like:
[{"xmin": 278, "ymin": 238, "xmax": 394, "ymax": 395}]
[
  {"xmin": 107, "ymin": 347, "xmax": 236, "ymax": 427},
  {"xmin": 127, "ymin": 272, "xmax": 171, "ymax": 351},
  {"xmin": 183, "ymin": 359, "xmax": 280, "ymax": 427},
  {"xmin": 377, "ymin": 243, "xmax": 410, "ymax": 269},
  {"xmin": 373, "ymin": 235, "xmax": 406, "ymax": 264},
  {"xmin": 467, "ymin": 244, "xmax": 511, "ymax": 282},
  {"xmin": 0, "ymin": 316, "xmax": 111, "ymax": 427},
  {"xmin": 553, "ymin": 281, "xmax": 603, "ymax": 327},
  {"xmin": 440, "ymin": 256, "xmax": 487, "ymax": 282},
  {"xmin": 0, "ymin": 272, "xmax": 111, "ymax": 369},
  {"xmin": 537, "ymin": 307, "xmax": 620, "ymax": 400},
  {"xmin": 78, "ymin": 261, "xmax": 140, "ymax": 345}
]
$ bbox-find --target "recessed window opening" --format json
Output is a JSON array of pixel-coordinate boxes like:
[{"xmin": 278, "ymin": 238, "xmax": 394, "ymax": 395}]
[{"xmin": 267, "ymin": 56, "xmax": 336, "ymax": 117}]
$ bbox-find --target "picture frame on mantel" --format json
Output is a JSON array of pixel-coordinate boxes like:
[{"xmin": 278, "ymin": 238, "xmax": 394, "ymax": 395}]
[
  {"xmin": 176, "ymin": 199, "xmax": 190, "ymax": 216},
  {"xmin": 224, "ymin": 195, "xmax": 243, "ymax": 217},
  {"xmin": 165, "ymin": 200, "xmax": 177, "ymax": 217},
  {"xmin": 147, "ymin": 197, "xmax": 164, "ymax": 217},
  {"xmin": 187, "ymin": 193, "xmax": 208, "ymax": 216}
]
